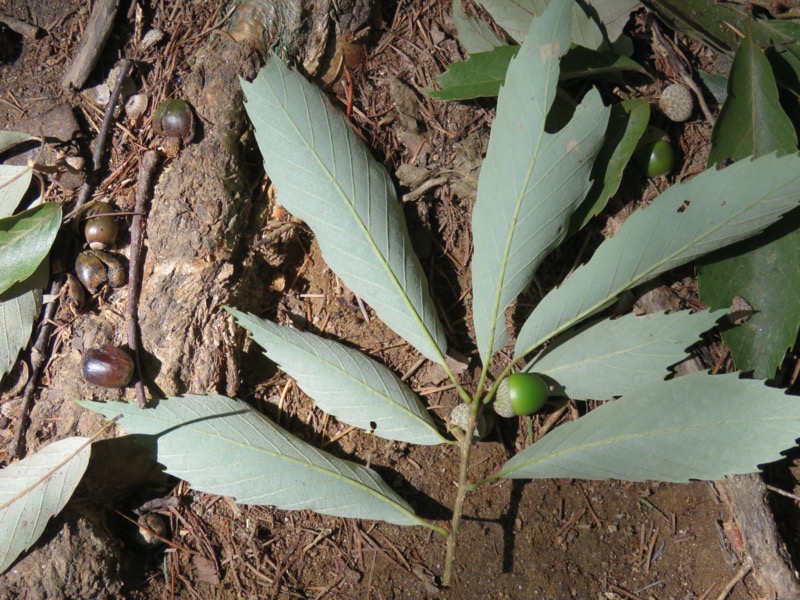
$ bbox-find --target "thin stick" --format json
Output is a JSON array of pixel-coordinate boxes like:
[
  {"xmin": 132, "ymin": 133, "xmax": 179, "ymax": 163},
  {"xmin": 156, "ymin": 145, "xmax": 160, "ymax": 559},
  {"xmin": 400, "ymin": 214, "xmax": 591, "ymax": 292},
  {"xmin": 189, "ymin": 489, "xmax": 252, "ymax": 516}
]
[
  {"xmin": 61, "ymin": 0, "xmax": 120, "ymax": 90},
  {"xmin": 0, "ymin": 14, "xmax": 42, "ymax": 39},
  {"xmin": 127, "ymin": 150, "xmax": 160, "ymax": 408},
  {"xmin": 714, "ymin": 559, "xmax": 752, "ymax": 600},
  {"xmin": 10, "ymin": 58, "xmax": 133, "ymax": 456},
  {"xmin": 70, "ymin": 58, "xmax": 133, "ymax": 218},
  {"xmin": 10, "ymin": 279, "xmax": 61, "ymax": 459}
]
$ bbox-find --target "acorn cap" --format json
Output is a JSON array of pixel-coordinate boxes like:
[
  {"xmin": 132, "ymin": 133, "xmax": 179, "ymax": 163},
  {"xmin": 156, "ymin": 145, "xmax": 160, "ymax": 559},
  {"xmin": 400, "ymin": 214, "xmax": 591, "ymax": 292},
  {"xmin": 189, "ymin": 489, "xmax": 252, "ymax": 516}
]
[
  {"xmin": 448, "ymin": 403, "xmax": 493, "ymax": 439},
  {"xmin": 494, "ymin": 378, "xmax": 516, "ymax": 418},
  {"xmin": 659, "ymin": 83, "xmax": 694, "ymax": 122}
]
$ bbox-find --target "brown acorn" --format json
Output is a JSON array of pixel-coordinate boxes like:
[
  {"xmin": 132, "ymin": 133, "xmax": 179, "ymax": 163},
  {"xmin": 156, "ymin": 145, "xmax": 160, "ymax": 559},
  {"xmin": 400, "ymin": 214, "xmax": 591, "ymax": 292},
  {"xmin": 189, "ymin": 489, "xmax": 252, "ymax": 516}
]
[
  {"xmin": 83, "ymin": 202, "xmax": 119, "ymax": 250},
  {"xmin": 81, "ymin": 345, "xmax": 134, "ymax": 388}
]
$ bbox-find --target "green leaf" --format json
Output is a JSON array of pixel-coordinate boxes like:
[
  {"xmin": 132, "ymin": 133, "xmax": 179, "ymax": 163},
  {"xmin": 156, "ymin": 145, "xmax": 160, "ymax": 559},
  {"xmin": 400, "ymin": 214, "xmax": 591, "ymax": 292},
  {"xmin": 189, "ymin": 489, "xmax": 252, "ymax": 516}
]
[
  {"xmin": 559, "ymin": 47, "xmax": 648, "ymax": 80},
  {"xmin": 425, "ymin": 45, "xmax": 518, "ymax": 100},
  {"xmin": 452, "ymin": 0, "xmax": 506, "ymax": 54},
  {"xmin": 476, "ymin": 0, "xmax": 605, "ymax": 49},
  {"xmin": 515, "ymin": 152, "xmax": 800, "ymax": 359},
  {"xmin": 79, "ymin": 396, "xmax": 434, "ymax": 529},
  {"xmin": 497, "ymin": 372, "xmax": 800, "ymax": 482},
  {"xmin": 571, "ymin": 98, "xmax": 650, "ymax": 231},
  {"xmin": 471, "ymin": 0, "xmax": 610, "ymax": 364},
  {"xmin": 0, "ymin": 259, "xmax": 46, "ymax": 378},
  {"xmin": 426, "ymin": 46, "xmax": 646, "ymax": 101},
  {"xmin": 699, "ymin": 217, "xmax": 800, "ymax": 379},
  {"xmin": 699, "ymin": 36, "xmax": 800, "ymax": 379},
  {"xmin": 0, "ymin": 130, "xmax": 34, "ymax": 155},
  {"xmin": 708, "ymin": 37, "xmax": 797, "ymax": 165},
  {"xmin": 0, "ymin": 437, "xmax": 92, "ymax": 574},
  {"xmin": 240, "ymin": 59, "xmax": 447, "ymax": 364},
  {"xmin": 529, "ymin": 309, "xmax": 725, "ymax": 400},
  {"xmin": 0, "ymin": 203, "xmax": 61, "ymax": 296},
  {"xmin": 229, "ymin": 309, "xmax": 447, "ymax": 445},
  {"xmin": 698, "ymin": 70, "xmax": 727, "ymax": 106},
  {"xmin": 639, "ymin": 0, "xmax": 743, "ymax": 54},
  {"xmin": 0, "ymin": 165, "xmax": 33, "ymax": 218}
]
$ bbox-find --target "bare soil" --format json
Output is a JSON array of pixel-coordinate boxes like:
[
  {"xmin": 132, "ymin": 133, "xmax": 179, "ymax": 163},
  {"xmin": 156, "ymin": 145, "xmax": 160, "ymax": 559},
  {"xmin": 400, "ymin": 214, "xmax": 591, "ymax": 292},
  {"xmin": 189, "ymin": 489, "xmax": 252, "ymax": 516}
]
[{"xmin": 1, "ymin": 0, "xmax": 798, "ymax": 598}]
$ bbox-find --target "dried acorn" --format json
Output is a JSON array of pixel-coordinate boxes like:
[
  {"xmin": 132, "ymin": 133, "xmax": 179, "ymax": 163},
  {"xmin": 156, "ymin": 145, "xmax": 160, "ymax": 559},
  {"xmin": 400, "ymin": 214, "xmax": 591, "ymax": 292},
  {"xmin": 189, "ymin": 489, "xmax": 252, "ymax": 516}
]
[
  {"xmin": 75, "ymin": 251, "xmax": 107, "ymax": 293},
  {"xmin": 136, "ymin": 513, "xmax": 168, "ymax": 548},
  {"xmin": 92, "ymin": 250, "xmax": 127, "ymax": 288},
  {"xmin": 63, "ymin": 273, "xmax": 86, "ymax": 310},
  {"xmin": 81, "ymin": 344, "xmax": 134, "ymax": 388},
  {"xmin": 153, "ymin": 98, "xmax": 195, "ymax": 143},
  {"xmin": 75, "ymin": 250, "xmax": 127, "ymax": 293},
  {"xmin": 84, "ymin": 202, "xmax": 119, "ymax": 249}
]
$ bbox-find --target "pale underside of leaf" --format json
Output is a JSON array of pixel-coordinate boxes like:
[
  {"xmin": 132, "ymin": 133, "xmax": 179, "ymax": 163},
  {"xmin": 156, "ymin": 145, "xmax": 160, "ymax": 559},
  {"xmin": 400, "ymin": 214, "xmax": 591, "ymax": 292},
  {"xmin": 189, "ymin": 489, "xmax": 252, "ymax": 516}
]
[
  {"xmin": 0, "ymin": 260, "xmax": 46, "ymax": 378},
  {"xmin": 229, "ymin": 309, "xmax": 446, "ymax": 445},
  {"xmin": 528, "ymin": 309, "xmax": 725, "ymax": 400},
  {"xmin": 471, "ymin": 0, "xmax": 609, "ymax": 365},
  {"xmin": 453, "ymin": 0, "xmax": 506, "ymax": 54},
  {"xmin": 0, "ymin": 131, "xmax": 34, "ymax": 155},
  {"xmin": 0, "ymin": 164, "xmax": 33, "ymax": 218},
  {"xmin": 515, "ymin": 152, "xmax": 800, "ymax": 359},
  {"xmin": 240, "ymin": 60, "xmax": 447, "ymax": 364},
  {"xmin": 498, "ymin": 372, "xmax": 800, "ymax": 482},
  {"xmin": 476, "ymin": 0, "xmax": 604, "ymax": 49},
  {"xmin": 78, "ymin": 396, "xmax": 427, "ymax": 527},
  {"xmin": 0, "ymin": 437, "xmax": 91, "ymax": 574},
  {"xmin": 584, "ymin": 0, "xmax": 641, "ymax": 43}
]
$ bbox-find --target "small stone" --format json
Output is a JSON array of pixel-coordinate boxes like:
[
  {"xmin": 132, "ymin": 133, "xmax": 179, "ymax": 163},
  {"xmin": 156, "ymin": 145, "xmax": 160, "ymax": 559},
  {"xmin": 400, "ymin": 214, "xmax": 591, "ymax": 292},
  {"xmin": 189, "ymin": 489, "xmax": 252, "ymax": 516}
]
[
  {"xmin": 125, "ymin": 93, "xmax": 148, "ymax": 121},
  {"xmin": 659, "ymin": 83, "xmax": 694, "ymax": 122},
  {"xmin": 141, "ymin": 29, "xmax": 165, "ymax": 50},
  {"xmin": 64, "ymin": 155, "xmax": 85, "ymax": 172}
]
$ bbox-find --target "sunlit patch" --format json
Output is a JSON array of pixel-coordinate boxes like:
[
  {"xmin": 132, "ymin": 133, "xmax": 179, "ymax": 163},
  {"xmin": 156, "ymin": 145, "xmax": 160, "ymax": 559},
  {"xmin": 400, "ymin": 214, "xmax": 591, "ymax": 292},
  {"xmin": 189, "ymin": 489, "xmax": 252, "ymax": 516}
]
[{"xmin": 539, "ymin": 41, "xmax": 561, "ymax": 62}]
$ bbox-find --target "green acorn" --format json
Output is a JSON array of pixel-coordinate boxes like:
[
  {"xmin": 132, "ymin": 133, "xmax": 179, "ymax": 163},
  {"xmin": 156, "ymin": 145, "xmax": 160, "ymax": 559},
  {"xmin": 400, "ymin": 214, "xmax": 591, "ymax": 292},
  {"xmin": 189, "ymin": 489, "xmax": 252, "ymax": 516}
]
[
  {"xmin": 494, "ymin": 373, "xmax": 549, "ymax": 417},
  {"xmin": 638, "ymin": 139, "xmax": 674, "ymax": 178}
]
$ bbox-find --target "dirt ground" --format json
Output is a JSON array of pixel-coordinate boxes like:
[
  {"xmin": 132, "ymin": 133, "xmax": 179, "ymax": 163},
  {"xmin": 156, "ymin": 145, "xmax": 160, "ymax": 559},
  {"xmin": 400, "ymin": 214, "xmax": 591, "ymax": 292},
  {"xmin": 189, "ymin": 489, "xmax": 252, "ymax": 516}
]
[{"xmin": 1, "ymin": 0, "xmax": 798, "ymax": 598}]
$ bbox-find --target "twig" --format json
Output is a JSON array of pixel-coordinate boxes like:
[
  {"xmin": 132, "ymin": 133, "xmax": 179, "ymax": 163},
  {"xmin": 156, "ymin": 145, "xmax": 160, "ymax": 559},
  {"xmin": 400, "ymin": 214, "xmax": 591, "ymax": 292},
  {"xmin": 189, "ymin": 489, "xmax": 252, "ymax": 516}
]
[
  {"xmin": 127, "ymin": 150, "xmax": 160, "ymax": 409},
  {"xmin": 608, "ymin": 584, "xmax": 642, "ymax": 600},
  {"xmin": 10, "ymin": 279, "xmax": 61, "ymax": 459},
  {"xmin": 0, "ymin": 13, "xmax": 43, "ymax": 39},
  {"xmin": 61, "ymin": 0, "xmax": 120, "ymax": 90},
  {"xmin": 715, "ymin": 558, "xmax": 752, "ymax": 600},
  {"xmin": 70, "ymin": 58, "xmax": 132, "ymax": 218},
  {"xmin": 9, "ymin": 61, "xmax": 131, "ymax": 458},
  {"xmin": 765, "ymin": 483, "xmax": 800, "ymax": 503}
]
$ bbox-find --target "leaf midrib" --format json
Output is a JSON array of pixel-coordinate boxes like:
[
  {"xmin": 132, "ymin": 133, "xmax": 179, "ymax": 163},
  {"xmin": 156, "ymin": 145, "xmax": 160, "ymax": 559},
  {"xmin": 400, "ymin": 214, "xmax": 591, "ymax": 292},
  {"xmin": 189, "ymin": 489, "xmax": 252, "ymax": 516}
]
[
  {"xmin": 92, "ymin": 402, "xmax": 421, "ymax": 523},
  {"xmin": 520, "ymin": 175, "xmax": 800, "ymax": 356},
  {"xmin": 481, "ymin": 36, "xmax": 561, "ymax": 362},
  {"xmin": 259, "ymin": 69, "xmax": 444, "ymax": 364},
  {"xmin": 243, "ymin": 318, "xmax": 442, "ymax": 439},
  {"xmin": 499, "ymin": 415, "xmax": 792, "ymax": 478}
]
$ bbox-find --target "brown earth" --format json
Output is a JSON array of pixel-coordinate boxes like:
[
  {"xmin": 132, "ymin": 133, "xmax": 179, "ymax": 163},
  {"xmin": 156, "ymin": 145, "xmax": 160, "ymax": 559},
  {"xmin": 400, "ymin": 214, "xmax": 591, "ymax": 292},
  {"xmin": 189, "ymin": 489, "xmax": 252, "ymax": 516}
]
[{"xmin": 1, "ymin": 0, "xmax": 798, "ymax": 598}]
